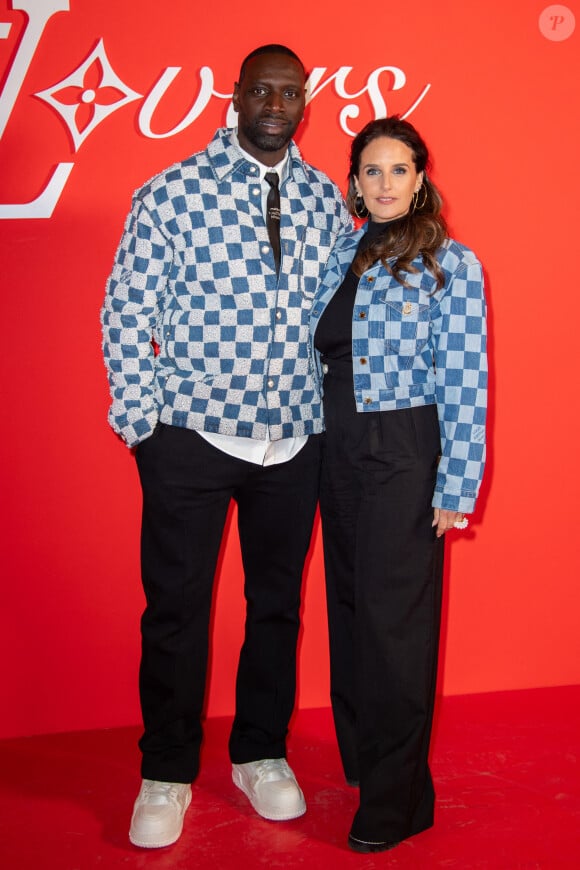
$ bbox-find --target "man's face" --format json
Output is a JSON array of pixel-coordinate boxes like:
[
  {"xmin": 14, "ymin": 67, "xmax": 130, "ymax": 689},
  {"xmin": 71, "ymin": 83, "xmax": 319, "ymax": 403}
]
[{"xmin": 233, "ymin": 53, "xmax": 306, "ymax": 165}]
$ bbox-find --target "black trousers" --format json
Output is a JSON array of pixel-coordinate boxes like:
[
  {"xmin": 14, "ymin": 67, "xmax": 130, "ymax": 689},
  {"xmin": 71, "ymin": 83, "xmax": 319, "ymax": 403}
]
[
  {"xmin": 319, "ymin": 358, "xmax": 444, "ymax": 843},
  {"xmin": 135, "ymin": 423, "xmax": 321, "ymax": 783}
]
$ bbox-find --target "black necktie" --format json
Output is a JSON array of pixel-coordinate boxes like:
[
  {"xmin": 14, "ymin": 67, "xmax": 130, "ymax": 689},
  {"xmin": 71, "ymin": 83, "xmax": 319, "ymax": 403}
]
[{"xmin": 265, "ymin": 171, "xmax": 281, "ymax": 274}]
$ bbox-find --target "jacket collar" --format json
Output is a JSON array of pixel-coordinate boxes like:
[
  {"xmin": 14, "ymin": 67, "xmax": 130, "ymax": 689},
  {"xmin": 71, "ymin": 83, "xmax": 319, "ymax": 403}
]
[
  {"xmin": 206, "ymin": 127, "xmax": 309, "ymax": 184},
  {"xmin": 332, "ymin": 224, "xmax": 365, "ymax": 264}
]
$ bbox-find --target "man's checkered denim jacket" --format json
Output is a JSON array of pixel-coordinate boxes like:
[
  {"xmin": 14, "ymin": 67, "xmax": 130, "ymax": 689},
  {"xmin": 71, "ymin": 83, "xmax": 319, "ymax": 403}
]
[
  {"xmin": 101, "ymin": 128, "xmax": 351, "ymax": 448},
  {"xmin": 310, "ymin": 226, "xmax": 488, "ymax": 513}
]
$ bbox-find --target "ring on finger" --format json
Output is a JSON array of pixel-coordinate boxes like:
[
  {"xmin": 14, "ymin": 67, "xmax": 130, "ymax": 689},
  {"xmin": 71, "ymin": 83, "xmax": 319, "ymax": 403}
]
[{"xmin": 453, "ymin": 516, "xmax": 469, "ymax": 530}]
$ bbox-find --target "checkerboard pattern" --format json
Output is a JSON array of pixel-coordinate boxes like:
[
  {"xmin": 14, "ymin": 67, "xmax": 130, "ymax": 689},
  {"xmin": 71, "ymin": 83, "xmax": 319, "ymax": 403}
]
[
  {"xmin": 311, "ymin": 232, "xmax": 488, "ymax": 513},
  {"xmin": 101, "ymin": 128, "xmax": 350, "ymax": 447}
]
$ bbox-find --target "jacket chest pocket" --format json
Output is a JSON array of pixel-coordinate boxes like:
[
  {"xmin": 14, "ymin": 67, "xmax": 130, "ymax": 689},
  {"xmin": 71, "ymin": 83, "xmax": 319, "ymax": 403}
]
[
  {"xmin": 385, "ymin": 300, "xmax": 431, "ymax": 368},
  {"xmin": 296, "ymin": 227, "xmax": 335, "ymax": 299}
]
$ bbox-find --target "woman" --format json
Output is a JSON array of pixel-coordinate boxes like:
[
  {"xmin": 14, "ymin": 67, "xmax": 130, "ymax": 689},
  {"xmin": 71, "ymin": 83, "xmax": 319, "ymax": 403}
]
[{"xmin": 310, "ymin": 117, "xmax": 487, "ymax": 852}]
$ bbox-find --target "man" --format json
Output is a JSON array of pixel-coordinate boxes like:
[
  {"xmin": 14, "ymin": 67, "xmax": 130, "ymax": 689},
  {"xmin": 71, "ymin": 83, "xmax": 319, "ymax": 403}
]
[{"xmin": 101, "ymin": 44, "xmax": 350, "ymax": 849}]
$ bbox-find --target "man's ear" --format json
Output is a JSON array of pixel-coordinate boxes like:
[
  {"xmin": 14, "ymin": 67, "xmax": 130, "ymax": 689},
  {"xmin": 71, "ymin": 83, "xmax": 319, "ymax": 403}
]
[{"xmin": 232, "ymin": 82, "xmax": 240, "ymax": 113}]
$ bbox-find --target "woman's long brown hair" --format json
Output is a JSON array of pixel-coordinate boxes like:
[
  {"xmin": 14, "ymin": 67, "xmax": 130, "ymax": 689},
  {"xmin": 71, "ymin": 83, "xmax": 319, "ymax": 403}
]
[{"xmin": 347, "ymin": 117, "xmax": 447, "ymax": 289}]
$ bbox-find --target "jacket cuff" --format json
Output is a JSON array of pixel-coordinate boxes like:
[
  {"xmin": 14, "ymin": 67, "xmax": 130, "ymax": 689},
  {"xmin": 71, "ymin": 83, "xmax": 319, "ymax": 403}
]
[
  {"xmin": 432, "ymin": 489, "xmax": 476, "ymax": 514},
  {"xmin": 109, "ymin": 407, "xmax": 159, "ymax": 448}
]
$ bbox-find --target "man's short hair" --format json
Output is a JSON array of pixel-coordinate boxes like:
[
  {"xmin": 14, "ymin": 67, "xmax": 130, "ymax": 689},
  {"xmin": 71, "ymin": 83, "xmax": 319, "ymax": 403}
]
[{"xmin": 238, "ymin": 44, "xmax": 305, "ymax": 82}]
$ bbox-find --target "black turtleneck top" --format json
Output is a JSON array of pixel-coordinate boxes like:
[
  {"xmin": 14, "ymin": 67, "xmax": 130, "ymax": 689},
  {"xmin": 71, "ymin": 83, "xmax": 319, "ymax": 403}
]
[{"xmin": 315, "ymin": 219, "xmax": 402, "ymax": 361}]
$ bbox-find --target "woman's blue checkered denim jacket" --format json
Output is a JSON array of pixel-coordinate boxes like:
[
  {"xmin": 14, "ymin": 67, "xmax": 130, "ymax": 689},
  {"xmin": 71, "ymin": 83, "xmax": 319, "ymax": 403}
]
[
  {"xmin": 101, "ymin": 128, "xmax": 350, "ymax": 448},
  {"xmin": 309, "ymin": 225, "xmax": 488, "ymax": 513}
]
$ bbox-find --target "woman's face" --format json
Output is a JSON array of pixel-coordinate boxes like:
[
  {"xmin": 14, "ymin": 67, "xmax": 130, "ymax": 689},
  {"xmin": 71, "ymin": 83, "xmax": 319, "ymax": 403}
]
[{"xmin": 354, "ymin": 136, "xmax": 424, "ymax": 222}]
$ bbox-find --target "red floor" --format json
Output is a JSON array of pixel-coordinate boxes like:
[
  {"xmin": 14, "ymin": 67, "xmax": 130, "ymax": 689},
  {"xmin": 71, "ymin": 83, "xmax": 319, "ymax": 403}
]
[{"xmin": 0, "ymin": 686, "xmax": 579, "ymax": 868}]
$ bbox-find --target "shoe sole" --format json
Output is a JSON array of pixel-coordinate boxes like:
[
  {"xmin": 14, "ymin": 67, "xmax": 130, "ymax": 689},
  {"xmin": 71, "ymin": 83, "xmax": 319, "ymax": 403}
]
[
  {"xmin": 348, "ymin": 834, "xmax": 400, "ymax": 853},
  {"xmin": 232, "ymin": 769, "xmax": 306, "ymax": 821},
  {"xmin": 129, "ymin": 788, "xmax": 192, "ymax": 848}
]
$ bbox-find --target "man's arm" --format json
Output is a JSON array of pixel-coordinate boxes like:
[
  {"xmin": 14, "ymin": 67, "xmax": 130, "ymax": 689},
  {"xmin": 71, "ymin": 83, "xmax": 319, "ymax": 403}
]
[{"xmin": 101, "ymin": 198, "xmax": 172, "ymax": 447}]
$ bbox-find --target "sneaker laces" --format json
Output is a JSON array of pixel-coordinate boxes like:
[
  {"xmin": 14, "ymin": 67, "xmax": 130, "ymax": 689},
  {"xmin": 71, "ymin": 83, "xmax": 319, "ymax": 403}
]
[
  {"xmin": 141, "ymin": 780, "xmax": 187, "ymax": 806},
  {"xmin": 252, "ymin": 759, "xmax": 292, "ymax": 784}
]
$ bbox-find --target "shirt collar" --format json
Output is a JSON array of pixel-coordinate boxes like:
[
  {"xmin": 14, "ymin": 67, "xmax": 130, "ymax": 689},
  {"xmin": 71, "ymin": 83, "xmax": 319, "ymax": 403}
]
[{"xmin": 231, "ymin": 129, "xmax": 289, "ymax": 184}]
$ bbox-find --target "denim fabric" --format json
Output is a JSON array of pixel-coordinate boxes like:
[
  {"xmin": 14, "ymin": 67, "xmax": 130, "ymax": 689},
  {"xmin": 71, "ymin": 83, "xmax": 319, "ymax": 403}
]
[
  {"xmin": 310, "ymin": 226, "xmax": 487, "ymax": 512},
  {"xmin": 101, "ymin": 128, "xmax": 350, "ymax": 447}
]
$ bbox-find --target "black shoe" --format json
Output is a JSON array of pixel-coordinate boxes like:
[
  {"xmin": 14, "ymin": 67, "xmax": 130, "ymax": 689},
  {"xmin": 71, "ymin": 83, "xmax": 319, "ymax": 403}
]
[{"xmin": 348, "ymin": 833, "xmax": 400, "ymax": 853}]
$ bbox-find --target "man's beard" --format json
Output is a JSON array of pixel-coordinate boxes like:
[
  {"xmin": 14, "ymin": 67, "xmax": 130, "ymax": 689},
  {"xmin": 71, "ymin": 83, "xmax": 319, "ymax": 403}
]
[{"xmin": 239, "ymin": 117, "xmax": 298, "ymax": 153}]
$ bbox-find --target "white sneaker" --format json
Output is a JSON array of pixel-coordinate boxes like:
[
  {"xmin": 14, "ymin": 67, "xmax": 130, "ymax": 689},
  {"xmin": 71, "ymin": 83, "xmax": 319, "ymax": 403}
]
[
  {"xmin": 232, "ymin": 758, "xmax": 306, "ymax": 821},
  {"xmin": 129, "ymin": 779, "xmax": 192, "ymax": 848}
]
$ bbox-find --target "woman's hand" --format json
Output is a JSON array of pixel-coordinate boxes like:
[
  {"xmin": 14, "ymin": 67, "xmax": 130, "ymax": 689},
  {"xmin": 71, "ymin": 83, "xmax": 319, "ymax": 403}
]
[{"xmin": 432, "ymin": 509, "xmax": 468, "ymax": 538}]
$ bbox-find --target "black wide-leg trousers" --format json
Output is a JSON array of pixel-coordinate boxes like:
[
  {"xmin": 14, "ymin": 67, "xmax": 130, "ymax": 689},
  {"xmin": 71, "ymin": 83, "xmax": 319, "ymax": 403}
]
[
  {"xmin": 135, "ymin": 423, "xmax": 321, "ymax": 783},
  {"xmin": 319, "ymin": 358, "xmax": 444, "ymax": 843}
]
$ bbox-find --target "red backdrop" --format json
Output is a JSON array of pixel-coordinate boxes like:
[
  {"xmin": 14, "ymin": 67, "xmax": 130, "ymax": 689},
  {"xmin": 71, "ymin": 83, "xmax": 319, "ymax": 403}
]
[{"xmin": 1, "ymin": 0, "xmax": 579, "ymax": 739}]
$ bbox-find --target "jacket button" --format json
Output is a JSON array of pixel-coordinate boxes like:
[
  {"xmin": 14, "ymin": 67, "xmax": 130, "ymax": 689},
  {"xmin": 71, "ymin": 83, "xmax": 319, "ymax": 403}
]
[
  {"xmin": 364, "ymin": 397, "xmax": 372, "ymax": 405},
  {"xmin": 360, "ymin": 357, "xmax": 367, "ymax": 365},
  {"xmin": 322, "ymin": 363, "xmax": 329, "ymax": 374},
  {"xmin": 359, "ymin": 311, "xmax": 367, "ymax": 318},
  {"xmin": 261, "ymin": 245, "xmax": 270, "ymax": 254},
  {"xmin": 366, "ymin": 276, "xmax": 375, "ymax": 283},
  {"xmin": 267, "ymin": 379, "xmax": 274, "ymax": 388}
]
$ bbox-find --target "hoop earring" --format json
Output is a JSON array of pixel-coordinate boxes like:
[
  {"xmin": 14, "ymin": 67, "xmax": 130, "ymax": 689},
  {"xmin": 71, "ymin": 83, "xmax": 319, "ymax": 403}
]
[
  {"xmin": 411, "ymin": 184, "xmax": 428, "ymax": 213},
  {"xmin": 353, "ymin": 195, "xmax": 367, "ymax": 219}
]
